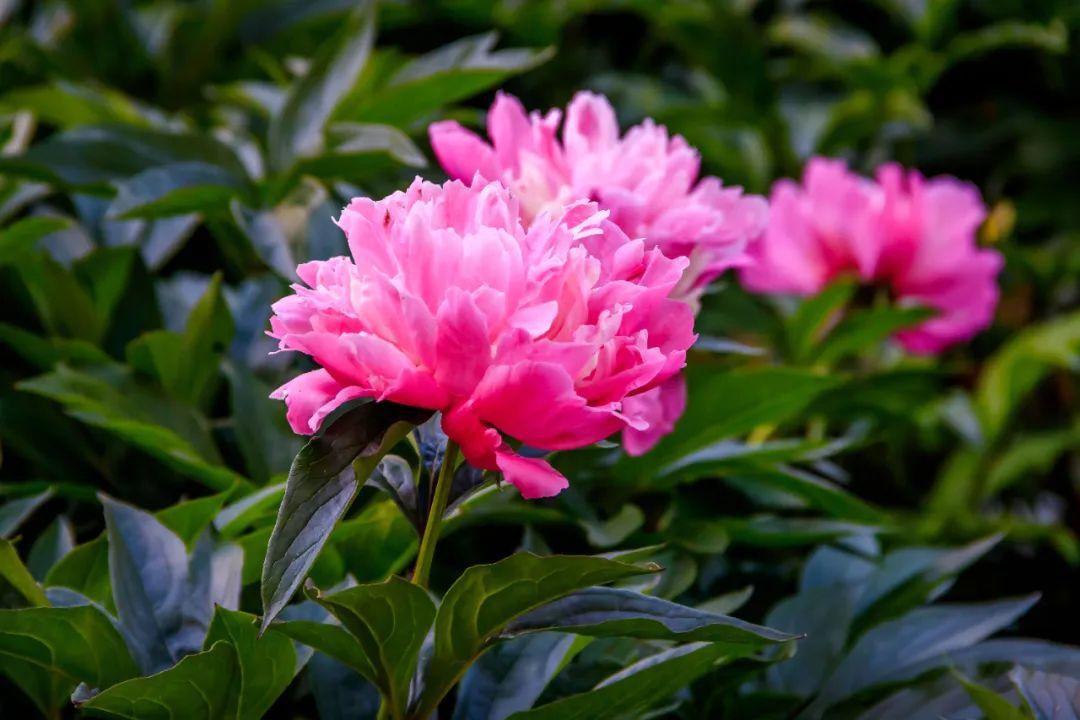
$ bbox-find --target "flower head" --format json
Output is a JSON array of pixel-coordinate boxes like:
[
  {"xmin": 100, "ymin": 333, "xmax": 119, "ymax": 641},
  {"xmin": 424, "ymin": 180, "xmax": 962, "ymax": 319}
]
[
  {"xmin": 740, "ymin": 158, "xmax": 1002, "ymax": 354},
  {"xmin": 269, "ymin": 177, "xmax": 695, "ymax": 497},
  {"xmin": 430, "ymin": 91, "xmax": 767, "ymax": 455},
  {"xmin": 429, "ymin": 91, "xmax": 769, "ymax": 305}
]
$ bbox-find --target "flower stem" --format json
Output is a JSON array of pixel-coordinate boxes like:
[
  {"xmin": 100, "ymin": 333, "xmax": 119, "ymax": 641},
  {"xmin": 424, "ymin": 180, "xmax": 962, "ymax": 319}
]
[{"xmin": 411, "ymin": 439, "xmax": 459, "ymax": 589}]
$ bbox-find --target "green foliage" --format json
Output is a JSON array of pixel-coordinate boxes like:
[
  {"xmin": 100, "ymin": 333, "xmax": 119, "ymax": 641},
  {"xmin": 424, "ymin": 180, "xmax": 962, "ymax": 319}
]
[{"xmin": 0, "ymin": 0, "xmax": 1077, "ymax": 717}]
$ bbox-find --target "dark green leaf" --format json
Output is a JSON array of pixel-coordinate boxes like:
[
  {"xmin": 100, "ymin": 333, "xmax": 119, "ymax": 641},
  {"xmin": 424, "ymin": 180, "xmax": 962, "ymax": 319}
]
[
  {"xmin": 0, "ymin": 489, "xmax": 52, "ymax": 538},
  {"xmin": 81, "ymin": 640, "xmax": 239, "ymax": 719},
  {"xmin": 0, "ymin": 125, "xmax": 249, "ymax": 190},
  {"xmin": 506, "ymin": 643, "xmax": 733, "ymax": 720},
  {"xmin": 102, "ymin": 493, "xmax": 212, "ymax": 673},
  {"xmin": 0, "ymin": 604, "xmax": 138, "ymax": 689},
  {"xmin": 0, "ymin": 539, "xmax": 48, "ymax": 606},
  {"xmin": 267, "ymin": 1, "xmax": 375, "ymax": 171},
  {"xmin": 506, "ymin": 587, "xmax": 795, "ymax": 648},
  {"xmin": 1011, "ymin": 667, "xmax": 1079, "ymax": 720},
  {"xmin": 204, "ymin": 608, "xmax": 297, "ymax": 720},
  {"xmin": 342, "ymin": 33, "xmax": 553, "ymax": 126},
  {"xmin": 814, "ymin": 305, "xmax": 934, "ymax": 365},
  {"xmin": 416, "ymin": 553, "xmax": 657, "ymax": 717},
  {"xmin": 260, "ymin": 401, "xmax": 428, "ymax": 630},
  {"xmin": 307, "ymin": 577, "xmax": 435, "ymax": 718},
  {"xmin": 27, "ymin": 515, "xmax": 75, "ymax": 581},
  {"xmin": 454, "ymin": 633, "xmax": 584, "ymax": 720},
  {"xmin": 785, "ymin": 277, "xmax": 856, "ymax": 363},
  {"xmin": 620, "ymin": 367, "xmax": 839, "ymax": 478},
  {"xmin": 19, "ymin": 365, "xmax": 248, "ymax": 492},
  {"xmin": 109, "ymin": 161, "xmax": 248, "ymax": 219},
  {"xmin": 809, "ymin": 595, "xmax": 1039, "ymax": 715},
  {"xmin": 0, "ymin": 216, "xmax": 71, "ymax": 265},
  {"xmin": 45, "ymin": 536, "xmax": 113, "ymax": 611}
]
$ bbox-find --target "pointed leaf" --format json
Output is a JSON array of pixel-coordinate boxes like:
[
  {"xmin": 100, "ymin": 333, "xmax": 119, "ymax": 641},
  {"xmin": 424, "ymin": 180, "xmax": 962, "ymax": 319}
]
[
  {"xmin": 102, "ymin": 494, "xmax": 210, "ymax": 673},
  {"xmin": 204, "ymin": 608, "xmax": 297, "ymax": 720},
  {"xmin": 81, "ymin": 640, "xmax": 239, "ymax": 719},
  {"xmin": 0, "ymin": 604, "xmax": 138, "ymax": 689},
  {"xmin": 267, "ymin": 1, "xmax": 375, "ymax": 171},
  {"xmin": 0, "ymin": 539, "xmax": 48, "ymax": 606},
  {"xmin": 507, "ymin": 643, "xmax": 732, "ymax": 720},
  {"xmin": 416, "ymin": 553, "xmax": 657, "ymax": 717},
  {"xmin": 307, "ymin": 576, "xmax": 435, "ymax": 718},
  {"xmin": 453, "ymin": 633, "xmax": 583, "ymax": 720},
  {"xmin": 505, "ymin": 587, "xmax": 795, "ymax": 647},
  {"xmin": 0, "ymin": 489, "xmax": 52, "ymax": 538},
  {"xmin": 260, "ymin": 400, "xmax": 428, "ymax": 630}
]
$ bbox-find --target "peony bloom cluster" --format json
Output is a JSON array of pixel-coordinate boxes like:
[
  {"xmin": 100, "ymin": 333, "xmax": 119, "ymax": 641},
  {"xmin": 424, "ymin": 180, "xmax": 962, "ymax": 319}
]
[
  {"xmin": 430, "ymin": 90, "xmax": 768, "ymax": 453},
  {"xmin": 429, "ymin": 91, "xmax": 769, "ymax": 304},
  {"xmin": 269, "ymin": 178, "xmax": 695, "ymax": 499},
  {"xmin": 741, "ymin": 158, "xmax": 1002, "ymax": 354}
]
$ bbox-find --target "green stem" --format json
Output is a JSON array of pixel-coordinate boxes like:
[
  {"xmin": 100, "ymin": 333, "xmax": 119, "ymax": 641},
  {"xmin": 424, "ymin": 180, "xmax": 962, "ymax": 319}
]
[{"xmin": 411, "ymin": 440, "xmax": 459, "ymax": 589}]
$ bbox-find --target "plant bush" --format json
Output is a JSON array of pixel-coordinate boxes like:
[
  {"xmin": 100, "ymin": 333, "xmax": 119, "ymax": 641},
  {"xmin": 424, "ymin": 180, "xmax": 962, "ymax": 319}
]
[{"xmin": 0, "ymin": 1, "xmax": 1078, "ymax": 718}]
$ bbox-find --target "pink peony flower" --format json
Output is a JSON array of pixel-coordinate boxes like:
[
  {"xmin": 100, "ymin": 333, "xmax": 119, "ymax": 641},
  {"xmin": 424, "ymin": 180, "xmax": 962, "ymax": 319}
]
[
  {"xmin": 269, "ymin": 177, "xmax": 695, "ymax": 498},
  {"xmin": 740, "ymin": 157, "xmax": 1002, "ymax": 354},
  {"xmin": 430, "ymin": 91, "xmax": 767, "ymax": 454},
  {"xmin": 429, "ymin": 91, "xmax": 769, "ymax": 305}
]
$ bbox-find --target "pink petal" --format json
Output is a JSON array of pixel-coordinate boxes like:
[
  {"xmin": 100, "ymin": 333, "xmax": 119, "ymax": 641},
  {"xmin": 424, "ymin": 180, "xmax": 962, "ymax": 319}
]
[{"xmin": 494, "ymin": 448, "xmax": 569, "ymax": 499}]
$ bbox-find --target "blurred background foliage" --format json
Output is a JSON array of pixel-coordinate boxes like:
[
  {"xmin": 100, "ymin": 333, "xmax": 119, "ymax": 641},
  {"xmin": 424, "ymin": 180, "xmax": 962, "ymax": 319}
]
[{"xmin": 0, "ymin": 0, "xmax": 1078, "ymax": 718}]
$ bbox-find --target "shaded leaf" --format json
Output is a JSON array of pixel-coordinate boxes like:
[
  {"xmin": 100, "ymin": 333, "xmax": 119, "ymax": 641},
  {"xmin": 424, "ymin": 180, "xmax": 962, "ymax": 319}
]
[
  {"xmin": 260, "ymin": 400, "xmax": 428, "ymax": 630},
  {"xmin": 81, "ymin": 640, "xmax": 238, "ymax": 719},
  {"xmin": 416, "ymin": 553, "xmax": 657, "ymax": 717}
]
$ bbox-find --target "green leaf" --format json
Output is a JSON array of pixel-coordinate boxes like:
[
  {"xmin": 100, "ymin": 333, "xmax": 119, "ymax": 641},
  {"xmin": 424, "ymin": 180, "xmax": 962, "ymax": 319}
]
[
  {"xmin": 958, "ymin": 672, "xmax": 1034, "ymax": 720},
  {"xmin": 14, "ymin": 253, "xmax": 104, "ymax": 342},
  {"xmin": 128, "ymin": 273, "xmax": 233, "ymax": 409},
  {"xmin": 156, "ymin": 490, "xmax": 231, "ymax": 548},
  {"xmin": 810, "ymin": 595, "xmax": 1039, "ymax": 714},
  {"xmin": 814, "ymin": 305, "xmax": 934, "ymax": 365},
  {"xmin": 0, "ymin": 81, "xmax": 152, "ymax": 129},
  {"xmin": 109, "ymin": 161, "xmax": 248, "ymax": 219},
  {"xmin": 947, "ymin": 20, "xmax": 1067, "ymax": 66},
  {"xmin": 45, "ymin": 536, "xmax": 113, "ymax": 611},
  {"xmin": 786, "ymin": 277, "xmax": 856, "ymax": 363},
  {"xmin": 215, "ymin": 483, "xmax": 285, "ymax": 538},
  {"xmin": 102, "ymin": 493, "xmax": 212, "ymax": 673},
  {"xmin": 505, "ymin": 587, "xmax": 795, "ymax": 648},
  {"xmin": 0, "ymin": 125, "xmax": 250, "ymax": 191},
  {"xmin": 416, "ymin": 553, "xmax": 657, "ymax": 717},
  {"xmin": 768, "ymin": 14, "xmax": 879, "ymax": 66},
  {"xmin": 332, "ymin": 497, "xmax": 418, "ymax": 583},
  {"xmin": 975, "ymin": 309, "xmax": 1080, "ymax": 442},
  {"xmin": 621, "ymin": 367, "xmax": 840, "ymax": 477},
  {"xmin": 0, "ymin": 604, "xmax": 138, "ymax": 688},
  {"xmin": 81, "ymin": 640, "xmax": 239, "ymax": 719},
  {"xmin": 204, "ymin": 608, "xmax": 297, "ymax": 720},
  {"xmin": 1011, "ymin": 667, "xmax": 1079, "ymax": 720},
  {"xmin": 27, "ymin": 516, "xmax": 75, "ymax": 581},
  {"xmin": 260, "ymin": 401, "xmax": 427, "ymax": 630},
  {"xmin": 453, "ymin": 633, "xmax": 585, "ymax": 720},
  {"xmin": 292, "ymin": 122, "xmax": 426, "ymax": 185},
  {"xmin": 0, "ymin": 323, "xmax": 112, "ymax": 370},
  {"xmin": 506, "ymin": 643, "xmax": 733, "ymax": 720},
  {"xmin": 0, "ymin": 488, "xmax": 52, "ymax": 538},
  {"xmin": 267, "ymin": 1, "xmax": 376, "ymax": 172},
  {"xmin": 272, "ymin": 620, "xmax": 370, "ymax": 679},
  {"xmin": 19, "ymin": 365, "xmax": 248, "ymax": 492},
  {"xmin": 0, "ymin": 216, "xmax": 71, "ymax": 265},
  {"xmin": 305, "ymin": 577, "xmax": 435, "ymax": 719},
  {"xmin": 225, "ymin": 362, "xmax": 300, "ymax": 485},
  {"xmin": 342, "ymin": 33, "xmax": 553, "ymax": 126},
  {"xmin": 0, "ymin": 539, "xmax": 48, "ymax": 606}
]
